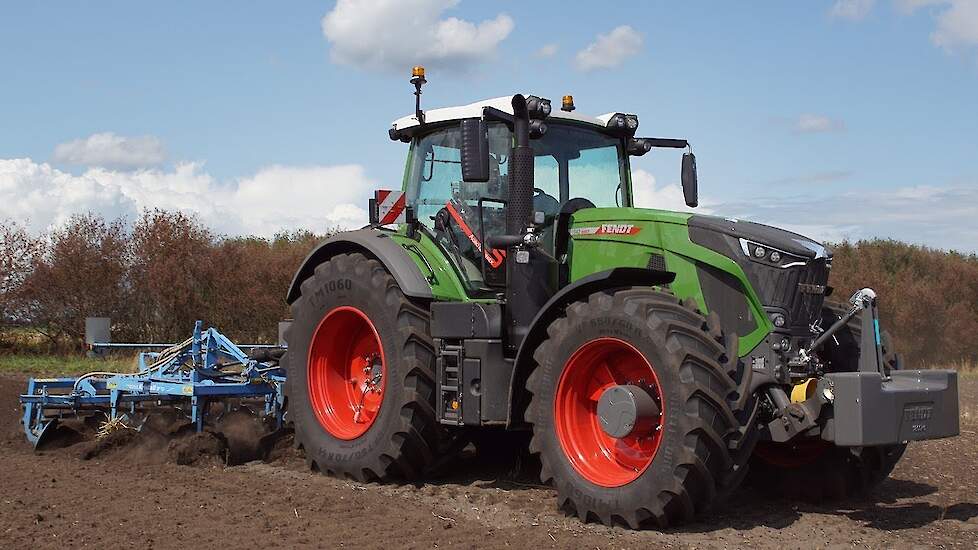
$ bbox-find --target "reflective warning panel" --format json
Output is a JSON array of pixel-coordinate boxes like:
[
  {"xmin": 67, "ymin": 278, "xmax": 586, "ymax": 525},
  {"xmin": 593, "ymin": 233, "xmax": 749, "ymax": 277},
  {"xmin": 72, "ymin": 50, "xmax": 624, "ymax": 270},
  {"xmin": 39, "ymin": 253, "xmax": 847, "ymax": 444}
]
[{"xmin": 374, "ymin": 190, "xmax": 407, "ymax": 225}]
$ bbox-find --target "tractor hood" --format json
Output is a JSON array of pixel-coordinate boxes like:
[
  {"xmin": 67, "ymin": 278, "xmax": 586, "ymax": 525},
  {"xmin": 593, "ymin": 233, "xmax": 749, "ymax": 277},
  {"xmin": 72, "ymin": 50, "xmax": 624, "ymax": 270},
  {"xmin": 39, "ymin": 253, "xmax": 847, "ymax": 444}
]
[{"xmin": 687, "ymin": 215, "xmax": 832, "ymax": 260}]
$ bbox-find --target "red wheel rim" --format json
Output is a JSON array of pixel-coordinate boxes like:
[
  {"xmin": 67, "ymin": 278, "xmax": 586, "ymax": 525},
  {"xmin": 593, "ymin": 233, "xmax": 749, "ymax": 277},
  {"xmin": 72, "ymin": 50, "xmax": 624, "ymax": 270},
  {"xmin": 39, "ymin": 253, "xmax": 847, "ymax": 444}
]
[
  {"xmin": 307, "ymin": 306, "xmax": 386, "ymax": 440},
  {"xmin": 554, "ymin": 338, "xmax": 664, "ymax": 487}
]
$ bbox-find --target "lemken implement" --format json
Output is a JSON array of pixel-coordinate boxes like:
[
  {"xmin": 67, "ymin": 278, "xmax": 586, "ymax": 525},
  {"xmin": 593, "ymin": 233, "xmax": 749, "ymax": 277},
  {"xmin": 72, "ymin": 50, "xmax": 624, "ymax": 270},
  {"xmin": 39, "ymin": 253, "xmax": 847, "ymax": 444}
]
[
  {"xmin": 21, "ymin": 67, "xmax": 960, "ymax": 529},
  {"xmin": 21, "ymin": 321, "xmax": 285, "ymax": 448}
]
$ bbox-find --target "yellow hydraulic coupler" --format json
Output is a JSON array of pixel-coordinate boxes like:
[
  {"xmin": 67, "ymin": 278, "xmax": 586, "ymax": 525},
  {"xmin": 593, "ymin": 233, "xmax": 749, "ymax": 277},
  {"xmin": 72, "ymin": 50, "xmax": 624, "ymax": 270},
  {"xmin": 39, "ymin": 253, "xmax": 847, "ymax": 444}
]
[{"xmin": 791, "ymin": 378, "xmax": 818, "ymax": 403}]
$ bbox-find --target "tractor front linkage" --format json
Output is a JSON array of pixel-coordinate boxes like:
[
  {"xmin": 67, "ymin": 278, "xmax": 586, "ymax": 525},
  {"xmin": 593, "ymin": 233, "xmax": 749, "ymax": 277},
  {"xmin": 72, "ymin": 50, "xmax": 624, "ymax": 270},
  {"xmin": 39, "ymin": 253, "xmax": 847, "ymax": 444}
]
[{"xmin": 762, "ymin": 288, "xmax": 958, "ymax": 447}]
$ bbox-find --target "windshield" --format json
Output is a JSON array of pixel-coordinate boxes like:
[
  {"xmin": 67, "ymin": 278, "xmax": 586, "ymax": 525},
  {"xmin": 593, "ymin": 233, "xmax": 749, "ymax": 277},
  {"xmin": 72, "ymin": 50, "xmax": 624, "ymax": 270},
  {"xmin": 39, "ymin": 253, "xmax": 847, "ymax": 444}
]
[
  {"xmin": 405, "ymin": 123, "xmax": 629, "ymax": 224},
  {"xmin": 403, "ymin": 122, "xmax": 629, "ymax": 293}
]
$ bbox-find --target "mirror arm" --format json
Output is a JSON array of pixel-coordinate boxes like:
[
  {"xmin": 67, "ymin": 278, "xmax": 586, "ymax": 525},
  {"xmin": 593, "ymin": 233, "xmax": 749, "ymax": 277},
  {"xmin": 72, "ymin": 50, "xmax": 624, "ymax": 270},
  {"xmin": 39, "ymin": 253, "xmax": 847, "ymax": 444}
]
[{"xmin": 483, "ymin": 107, "xmax": 514, "ymax": 129}]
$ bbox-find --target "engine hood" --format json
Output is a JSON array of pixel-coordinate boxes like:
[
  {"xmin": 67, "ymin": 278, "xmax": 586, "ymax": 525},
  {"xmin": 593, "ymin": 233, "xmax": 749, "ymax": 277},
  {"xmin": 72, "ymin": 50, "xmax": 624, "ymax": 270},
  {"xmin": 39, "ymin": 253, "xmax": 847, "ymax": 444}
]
[{"xmin": 687, "ymin": 215, "xmax": 832, "ymax": 260}]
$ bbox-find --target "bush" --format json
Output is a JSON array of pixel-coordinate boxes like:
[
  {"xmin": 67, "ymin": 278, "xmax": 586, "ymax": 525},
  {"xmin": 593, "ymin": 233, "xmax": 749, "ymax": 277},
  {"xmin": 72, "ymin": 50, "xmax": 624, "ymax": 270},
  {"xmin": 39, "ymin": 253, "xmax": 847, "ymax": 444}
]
[
  {"xmin": 828, "ymin": 239, "xmax": 978, "ymax": 368},
  {"xmin": 19, "ymin": 214, "xmax": 129, "ymax": 345},
  {"xmin": 0, "ymin": 220, "xmax": 41, "ymax": 348},
  {"xmin": 1, "ymin": 210, "xmax": 331, "ymax": 351}
]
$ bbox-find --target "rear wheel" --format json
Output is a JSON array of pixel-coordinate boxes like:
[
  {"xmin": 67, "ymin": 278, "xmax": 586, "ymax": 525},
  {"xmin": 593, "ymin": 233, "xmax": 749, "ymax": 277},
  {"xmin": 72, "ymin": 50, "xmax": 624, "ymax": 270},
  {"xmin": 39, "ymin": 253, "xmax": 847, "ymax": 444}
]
[
  {"xmin": 749, "ymin": 300, "xmax": 906, "ymax": 500},
  {"xmin": 284, "ymin": 252, "xmax": 440, "ymax": 481},
  {"xmin": 525, "ymin": 288, "xmax": 756, "ymax": 529}
]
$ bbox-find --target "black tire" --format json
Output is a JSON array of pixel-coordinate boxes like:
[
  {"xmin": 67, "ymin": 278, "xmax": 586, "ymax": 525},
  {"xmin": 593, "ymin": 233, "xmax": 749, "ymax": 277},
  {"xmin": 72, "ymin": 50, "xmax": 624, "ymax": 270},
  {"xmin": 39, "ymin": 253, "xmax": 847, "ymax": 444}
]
[
  {"xmin": 749, "ymin": 300, "xmax": 906, "ymax": 500},
  {"xmin": 284, "ymin": 252, "xmax": 440, "ymax": 481},
  {"xmin": 525, "ymin": 288, "xmax": 756, "ymax": 529}
]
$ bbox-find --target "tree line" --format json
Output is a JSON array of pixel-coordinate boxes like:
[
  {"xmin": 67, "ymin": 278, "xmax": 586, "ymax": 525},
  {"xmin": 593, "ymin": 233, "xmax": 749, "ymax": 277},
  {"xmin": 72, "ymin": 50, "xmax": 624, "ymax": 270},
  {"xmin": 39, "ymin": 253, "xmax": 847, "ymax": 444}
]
[
  {"xmin": 2, "ymin": 211, "xmax": 977, "ymax": 368},
  {"xmin": 1, "ymin": 211, "xmax": 323, "ymax": 349}
]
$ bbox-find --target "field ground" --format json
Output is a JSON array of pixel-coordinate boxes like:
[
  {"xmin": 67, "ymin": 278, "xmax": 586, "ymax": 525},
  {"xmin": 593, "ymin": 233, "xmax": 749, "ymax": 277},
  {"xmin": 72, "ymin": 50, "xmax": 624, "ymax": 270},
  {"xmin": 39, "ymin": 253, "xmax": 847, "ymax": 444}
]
[{"xmin": 0, "ymin": 367, "xmax": 976, "ymax": 549}]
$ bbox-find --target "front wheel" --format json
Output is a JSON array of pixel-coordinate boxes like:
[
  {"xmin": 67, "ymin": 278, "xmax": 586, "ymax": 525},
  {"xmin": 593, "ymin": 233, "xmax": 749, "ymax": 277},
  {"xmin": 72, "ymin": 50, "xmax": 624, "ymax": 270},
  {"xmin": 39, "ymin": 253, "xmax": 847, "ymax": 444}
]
[{"xmin": 525, "ymin": 289, "xmax": 756, "ymax": 529}]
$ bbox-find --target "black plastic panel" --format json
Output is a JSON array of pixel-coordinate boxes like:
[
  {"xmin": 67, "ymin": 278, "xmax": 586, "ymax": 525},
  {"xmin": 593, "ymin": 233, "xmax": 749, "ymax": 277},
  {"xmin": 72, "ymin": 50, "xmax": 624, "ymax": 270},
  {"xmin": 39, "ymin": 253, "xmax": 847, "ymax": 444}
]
[
  {"xmin": 696, "ymin": 263, "xmax": 757, "ymax": 337},
  {"xmin": 430, "ymin": 302, "xmax": 503, "ymax": 339}
]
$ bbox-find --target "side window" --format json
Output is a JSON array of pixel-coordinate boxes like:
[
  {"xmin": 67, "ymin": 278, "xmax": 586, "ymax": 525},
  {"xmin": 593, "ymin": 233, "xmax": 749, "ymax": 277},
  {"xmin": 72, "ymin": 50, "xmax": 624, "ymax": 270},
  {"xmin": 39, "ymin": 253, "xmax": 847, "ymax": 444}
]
[
  {"xmin": 405, "ymin": 125, "xmax": 512, "ymax": 295},
  {"xmin": 567, "ymin": 145, "xmax": 623, "ymax": 207},
  {"xmin": 409, "ymin": 132, "xmax": 464, "ymax": 225}
]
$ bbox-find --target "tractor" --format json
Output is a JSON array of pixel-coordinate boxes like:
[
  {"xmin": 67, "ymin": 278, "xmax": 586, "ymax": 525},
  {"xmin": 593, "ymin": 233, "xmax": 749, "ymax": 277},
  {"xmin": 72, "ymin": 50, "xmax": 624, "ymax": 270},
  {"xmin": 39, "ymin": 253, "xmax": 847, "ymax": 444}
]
[{"xmin": 281, "ymin": 67, "xmax": 959, "ymax": 528}]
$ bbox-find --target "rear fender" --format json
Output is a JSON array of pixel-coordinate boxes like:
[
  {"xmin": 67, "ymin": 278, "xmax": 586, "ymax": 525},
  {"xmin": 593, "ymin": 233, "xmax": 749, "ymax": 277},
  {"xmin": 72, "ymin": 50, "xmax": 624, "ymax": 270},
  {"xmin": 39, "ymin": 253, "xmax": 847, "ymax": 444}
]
[{"xmin": 286, "ymin": 229, "xmax": 433, "ymax": 304}]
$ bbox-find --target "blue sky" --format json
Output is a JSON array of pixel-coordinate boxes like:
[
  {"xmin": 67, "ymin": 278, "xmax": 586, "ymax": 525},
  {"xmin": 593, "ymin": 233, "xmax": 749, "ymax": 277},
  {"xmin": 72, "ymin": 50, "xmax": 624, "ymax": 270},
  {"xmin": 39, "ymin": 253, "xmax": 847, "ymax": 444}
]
[{"xmin": 1, "ymin": 1, "xmax": 977, "ymax": 250}]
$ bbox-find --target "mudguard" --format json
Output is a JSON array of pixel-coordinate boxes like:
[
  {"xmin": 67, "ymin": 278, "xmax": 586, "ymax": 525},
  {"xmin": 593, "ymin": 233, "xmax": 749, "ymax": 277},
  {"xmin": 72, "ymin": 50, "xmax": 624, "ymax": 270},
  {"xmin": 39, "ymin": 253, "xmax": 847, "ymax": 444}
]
[{"xmin": 286, "ymin": 229, "xmax": 433, "ymax": 304}]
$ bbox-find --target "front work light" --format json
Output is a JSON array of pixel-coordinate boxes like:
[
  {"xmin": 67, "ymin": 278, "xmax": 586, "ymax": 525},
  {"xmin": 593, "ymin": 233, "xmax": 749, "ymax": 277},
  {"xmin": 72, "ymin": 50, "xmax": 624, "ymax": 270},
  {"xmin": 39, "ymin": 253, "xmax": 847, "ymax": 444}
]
[
  {"xmin": 526, "ymin": 95, "xmax": 552, "ymax": 119},
  {"xmin": 606, "ymin": 113, "xmax": 639, "ymax": 136}
]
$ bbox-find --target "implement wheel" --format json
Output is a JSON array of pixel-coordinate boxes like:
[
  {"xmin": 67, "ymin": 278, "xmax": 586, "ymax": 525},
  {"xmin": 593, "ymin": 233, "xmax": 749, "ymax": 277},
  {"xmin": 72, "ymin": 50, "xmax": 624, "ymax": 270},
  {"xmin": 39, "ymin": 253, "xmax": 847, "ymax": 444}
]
[
  {"xmin": 284, "ymin": 252, "xmax": 439, "ymax": 481},
  {"xmin": 526, "ymin": 289, "xmax": 756, "ymax": 529},
  {"xmin": 749, "ymin": 300, "xmax": 906, "ymax": 500}
]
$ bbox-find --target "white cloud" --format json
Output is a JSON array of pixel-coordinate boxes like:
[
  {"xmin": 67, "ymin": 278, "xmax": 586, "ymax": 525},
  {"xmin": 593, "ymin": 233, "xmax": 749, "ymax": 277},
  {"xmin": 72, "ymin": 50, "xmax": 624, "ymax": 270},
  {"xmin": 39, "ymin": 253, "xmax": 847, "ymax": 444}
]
[
  {"xmin": 829, "ymin": 0, "xmax": 876, "ymax": 20},
  {"xmin": 52, "ymin": 132, "xmax": 166, "ymax": 169},
  {"xmin": 896, "ymin": 1, "xmax": 978, "ymax": 56},
  {"xmin": 631, "ymin": 169, "xmax": 712, "ymax": 214},
  {"xmin": 715, "ymin": 183, "xmax": 978, "ymax": 252},
  {"xmin": 894, "ymin": 0, "xmax": 945, "ymax": 13},
  {"xmin": 930, "ymin": 1, "xmax": 978, "ymax": 50},
  {"xmin": 0, "ymin": 158, "xmax": 373, "ymax": 237},
  {"xmin": 535, "ymin": 43, "xmax": 558, "ymax": 58},
  {"xmin": 574, "ymin": 26, "xmax": 643, "ymax": 72},
  {"xmin": 794, "ymin": 114, "xmax": 846, "ymax": 133},
  {"xmin": 321, "ymin": 0, "xmax": 513, "ymax": 72}
]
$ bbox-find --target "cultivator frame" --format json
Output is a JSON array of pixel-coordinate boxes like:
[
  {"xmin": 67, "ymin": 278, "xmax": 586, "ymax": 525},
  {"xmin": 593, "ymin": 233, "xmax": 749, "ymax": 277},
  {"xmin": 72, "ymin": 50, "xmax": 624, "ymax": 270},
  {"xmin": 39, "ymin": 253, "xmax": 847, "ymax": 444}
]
[{"xmin": 20, "ymin": 321, "xmax": 286, "ymax": 448}]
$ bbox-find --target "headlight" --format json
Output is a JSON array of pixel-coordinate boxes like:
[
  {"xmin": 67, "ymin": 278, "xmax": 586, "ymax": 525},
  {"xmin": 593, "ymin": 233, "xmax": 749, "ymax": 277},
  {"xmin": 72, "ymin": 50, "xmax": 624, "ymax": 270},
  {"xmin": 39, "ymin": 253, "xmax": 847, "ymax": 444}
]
[{"xmin": 740, "ymin": 239, "xmax": 805, "ymax": 268}]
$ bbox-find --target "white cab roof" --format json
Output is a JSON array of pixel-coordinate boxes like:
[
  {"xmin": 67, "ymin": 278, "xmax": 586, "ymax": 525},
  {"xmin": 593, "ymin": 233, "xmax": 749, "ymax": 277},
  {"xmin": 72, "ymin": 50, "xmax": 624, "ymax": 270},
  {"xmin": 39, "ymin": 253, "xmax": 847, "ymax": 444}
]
[{"xmin": 390, "ymin": 96, "xmax": 621, "ymax": 132}]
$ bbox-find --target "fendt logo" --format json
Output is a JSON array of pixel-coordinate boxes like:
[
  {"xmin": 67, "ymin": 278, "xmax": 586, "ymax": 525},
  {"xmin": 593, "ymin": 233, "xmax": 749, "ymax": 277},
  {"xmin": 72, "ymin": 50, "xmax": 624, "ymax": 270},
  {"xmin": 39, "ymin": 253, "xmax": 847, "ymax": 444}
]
[{"xmin": 570, "ymin": 224, "xmax": 642, "ymax": 237}]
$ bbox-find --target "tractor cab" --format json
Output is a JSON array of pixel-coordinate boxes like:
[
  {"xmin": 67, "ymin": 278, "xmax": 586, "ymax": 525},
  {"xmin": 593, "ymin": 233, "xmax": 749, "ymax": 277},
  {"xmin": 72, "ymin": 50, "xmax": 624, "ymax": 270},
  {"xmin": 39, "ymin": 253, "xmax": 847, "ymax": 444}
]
[{"xmin": 389, "ymin": 84, "xmax": 695, "ymax": 297}]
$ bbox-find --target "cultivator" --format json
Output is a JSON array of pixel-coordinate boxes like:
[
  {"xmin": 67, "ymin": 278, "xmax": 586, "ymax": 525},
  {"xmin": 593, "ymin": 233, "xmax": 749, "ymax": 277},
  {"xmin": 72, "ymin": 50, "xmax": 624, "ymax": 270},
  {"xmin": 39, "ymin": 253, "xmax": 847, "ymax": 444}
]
[{"xmin": 19, "ymin": 321, "xmax": 286, "ymax": 449}]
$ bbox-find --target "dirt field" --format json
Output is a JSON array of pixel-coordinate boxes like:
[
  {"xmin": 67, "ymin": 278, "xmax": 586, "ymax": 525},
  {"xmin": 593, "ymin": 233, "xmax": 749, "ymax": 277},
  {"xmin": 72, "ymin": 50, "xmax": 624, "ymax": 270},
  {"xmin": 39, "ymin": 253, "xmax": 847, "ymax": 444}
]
[{"xmin": 1, "ymin": 373, "xmax": 976, "ymax": 549}]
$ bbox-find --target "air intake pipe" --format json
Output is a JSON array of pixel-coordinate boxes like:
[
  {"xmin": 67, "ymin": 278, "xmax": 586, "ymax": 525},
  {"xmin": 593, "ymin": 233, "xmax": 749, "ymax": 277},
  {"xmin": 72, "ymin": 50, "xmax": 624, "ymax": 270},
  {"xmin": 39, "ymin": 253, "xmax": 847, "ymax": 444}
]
[
  {"xmin": 500, "ymin": 94, "xmax": 555, "ymax": 350},
  {"xmin": 506, "ymin": 95, "xmax": 533, "ymax": 236}
]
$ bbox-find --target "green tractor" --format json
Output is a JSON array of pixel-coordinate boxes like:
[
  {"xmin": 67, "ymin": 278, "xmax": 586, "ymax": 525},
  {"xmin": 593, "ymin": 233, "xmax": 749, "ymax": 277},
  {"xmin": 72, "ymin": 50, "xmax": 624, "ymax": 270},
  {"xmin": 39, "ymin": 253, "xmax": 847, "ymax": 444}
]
[{"xmin": 282, "ymin": 68, "xmax": 959, "ymax": 528}]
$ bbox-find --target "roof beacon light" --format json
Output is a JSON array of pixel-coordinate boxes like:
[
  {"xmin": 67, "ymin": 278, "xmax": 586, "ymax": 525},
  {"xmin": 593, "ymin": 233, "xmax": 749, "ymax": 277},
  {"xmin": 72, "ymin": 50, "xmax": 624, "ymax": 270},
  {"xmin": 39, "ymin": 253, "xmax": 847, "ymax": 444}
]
[
  {"xmin": 410, "ymin": 66, "xmax": 427, "ymax": 124},
  {"xmin": 562, "ymin": 95, "xmax": 575, "ymax": 112}
]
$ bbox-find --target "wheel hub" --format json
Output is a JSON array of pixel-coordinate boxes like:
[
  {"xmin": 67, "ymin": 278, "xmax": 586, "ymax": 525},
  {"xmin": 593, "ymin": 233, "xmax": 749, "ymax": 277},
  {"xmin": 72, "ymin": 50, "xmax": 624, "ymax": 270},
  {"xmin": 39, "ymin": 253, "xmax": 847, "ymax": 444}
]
[{"xmin": 596, "ymin": 384, "xmax": 660, "ymax": 439}]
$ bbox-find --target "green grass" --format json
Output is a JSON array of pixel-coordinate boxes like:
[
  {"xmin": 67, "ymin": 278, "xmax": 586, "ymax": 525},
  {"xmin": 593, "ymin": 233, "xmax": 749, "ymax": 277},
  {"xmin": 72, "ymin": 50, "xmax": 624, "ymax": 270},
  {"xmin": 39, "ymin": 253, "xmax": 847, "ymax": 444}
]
[{"xmin": 0, "ymin": 354, "xmax": 137, "ymax": 376}]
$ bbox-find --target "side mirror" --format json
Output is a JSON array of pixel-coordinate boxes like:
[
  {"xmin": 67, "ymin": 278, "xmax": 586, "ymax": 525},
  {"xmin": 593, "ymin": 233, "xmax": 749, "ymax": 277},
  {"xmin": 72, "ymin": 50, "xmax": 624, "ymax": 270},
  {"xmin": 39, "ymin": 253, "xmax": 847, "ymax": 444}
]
[
  {"xmin": 460, "ymin": 118, "xmax": 489, "ymax": 182},
  {"xmin": 682, "ymin": 152, "xmax": 698, "ymax": 208}
]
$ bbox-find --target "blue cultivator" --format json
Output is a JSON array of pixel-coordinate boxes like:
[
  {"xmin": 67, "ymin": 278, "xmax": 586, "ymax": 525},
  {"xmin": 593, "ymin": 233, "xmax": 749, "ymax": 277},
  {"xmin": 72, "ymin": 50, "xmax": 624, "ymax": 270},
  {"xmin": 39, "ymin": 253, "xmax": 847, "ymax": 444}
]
[{"xmin": 19, "ymin": 321, "xmax": 286, "ymax": 449}]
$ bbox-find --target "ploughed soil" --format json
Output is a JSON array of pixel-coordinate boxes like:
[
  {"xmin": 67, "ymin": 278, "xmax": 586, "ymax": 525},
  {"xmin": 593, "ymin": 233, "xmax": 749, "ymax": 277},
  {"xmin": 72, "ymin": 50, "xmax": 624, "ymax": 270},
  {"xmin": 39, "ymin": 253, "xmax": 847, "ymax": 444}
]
[{"xmin": 1, "ymin": 373, "xmax": 976, "ymax": 549}]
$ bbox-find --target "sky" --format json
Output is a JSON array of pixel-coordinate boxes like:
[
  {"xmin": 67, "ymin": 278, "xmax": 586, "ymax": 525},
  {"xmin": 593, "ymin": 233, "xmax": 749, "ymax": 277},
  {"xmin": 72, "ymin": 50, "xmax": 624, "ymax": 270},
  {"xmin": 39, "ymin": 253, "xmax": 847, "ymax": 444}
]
[{"xmin": 1, "ymin": 0, "xmax": 977, "ymax": 251}]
